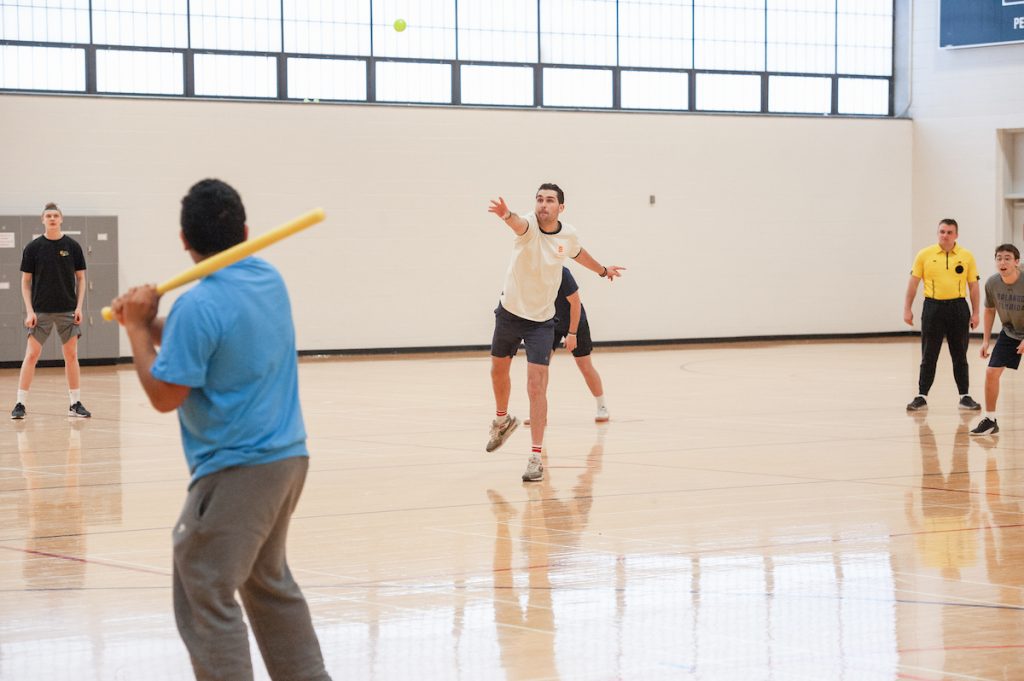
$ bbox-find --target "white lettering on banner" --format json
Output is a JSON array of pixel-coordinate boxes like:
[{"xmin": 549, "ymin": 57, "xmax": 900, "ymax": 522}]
[{"xmin": 1015, "ymin": 16, "xmax": 1024, "ymax": 29}]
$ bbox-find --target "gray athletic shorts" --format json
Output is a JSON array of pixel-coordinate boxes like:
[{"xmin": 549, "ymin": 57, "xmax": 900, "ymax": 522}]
[
  {"xmin": 29, "ymin": 311, "xmax": 81, "ymax": 345},
  {"xmin": 491, "ymin": 303, "xmax": 555, "ymax": 366}
]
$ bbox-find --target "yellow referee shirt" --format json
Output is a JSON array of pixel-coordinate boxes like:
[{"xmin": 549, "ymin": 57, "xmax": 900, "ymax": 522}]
[{"xmin": 911, "ymin": 243, "xmax": 979, "ymax": 300}]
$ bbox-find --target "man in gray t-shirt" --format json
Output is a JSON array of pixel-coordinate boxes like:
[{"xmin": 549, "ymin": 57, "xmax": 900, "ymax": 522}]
[{"xmin": 971, "ymin": 243, "xmax": 1024, "ymax": 435}]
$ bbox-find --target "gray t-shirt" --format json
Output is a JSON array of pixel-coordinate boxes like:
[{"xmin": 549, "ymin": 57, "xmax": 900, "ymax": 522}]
[{"xmin": 984, "ymin": 271, "xmax": 1024, "ymax": 340}]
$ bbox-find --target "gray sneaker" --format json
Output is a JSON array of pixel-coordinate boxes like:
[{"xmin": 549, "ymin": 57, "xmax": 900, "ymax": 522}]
[
  {"xmin": 522, "ymin": 455, "xmax": 544, "ymax": 482},
  {"xmin": 11, "ymin": 402, "xmax": 26, "ymax": 419},
  {"xmin": 958, "ymin": 396, "xmax": 981, "ymax": 411},
  {"xmin": 486, "ymin": 415, "xmax": 518, "ymax": 452},
  {"xmin": 906, "ymin": 396, "xmax": 927, "ymax": 411}
]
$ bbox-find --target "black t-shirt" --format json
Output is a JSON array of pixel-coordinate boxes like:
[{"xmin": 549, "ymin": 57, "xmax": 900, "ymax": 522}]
[
  {"xmin": 20, "ymin": 234, "xmax": 87, "ymax": 313},
  {"xmin": 554, "ymin": 267, "xmax": 587, "ymax": 333}
]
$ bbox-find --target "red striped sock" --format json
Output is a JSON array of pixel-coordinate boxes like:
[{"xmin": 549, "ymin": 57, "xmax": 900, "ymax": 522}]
[
  {"xmin": 496, "ymin": 409, "xmax": 507, "ymax": 419},
  {"xmin": 531, "ymin": 445, "xmax": 542, "ymax": 456}
]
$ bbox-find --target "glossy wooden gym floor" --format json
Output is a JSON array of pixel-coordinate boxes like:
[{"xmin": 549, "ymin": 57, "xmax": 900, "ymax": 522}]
[{"xmin": 1, "ymin": 338, "xmax": 1022, "ymax": 680}]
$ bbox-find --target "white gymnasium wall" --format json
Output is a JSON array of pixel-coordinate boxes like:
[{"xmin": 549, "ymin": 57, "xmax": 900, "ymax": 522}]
[
  {"xmin": 0, "ymin": 95, "xmax": 911, "ymax": 354},
  {"xmin": 908, "ymin": 2, "xmax": 1024, "ymax": 278}
]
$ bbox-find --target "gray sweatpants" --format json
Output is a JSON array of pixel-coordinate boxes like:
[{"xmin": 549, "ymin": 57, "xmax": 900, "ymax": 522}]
[{"xmin": 172, "ymin": 456, "xmax": 331, "ymax": 681}]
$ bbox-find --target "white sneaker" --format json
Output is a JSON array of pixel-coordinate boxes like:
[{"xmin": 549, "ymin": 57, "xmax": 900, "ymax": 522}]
[
  {"xmin": 595, "ymin": 406, "xmax": 610, "ymax": 422},
  {"xmin": 522, "ymin": 456, "xmax": 543, "ymax": 482}
]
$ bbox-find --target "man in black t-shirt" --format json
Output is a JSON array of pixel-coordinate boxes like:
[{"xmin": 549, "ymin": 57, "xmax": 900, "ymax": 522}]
[
  {"xmin": 11, "ymin": 202, "xmax": 91, "ymax": 420},
  {"xmin": 527, "ymin": 267, "xmax": 610, "ymax": 424}
]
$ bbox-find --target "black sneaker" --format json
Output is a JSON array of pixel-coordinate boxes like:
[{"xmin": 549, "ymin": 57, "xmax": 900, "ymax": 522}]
[
  {"xmin": 959, "ymin": 396, "xmax": 982, "ymax": 411},
  {"xmin": 970, "ymin": 417, "xmax": 999, "ymax": 436},
  {"xmin": 906, "ymin": 396, "xmax": 928, "ymax": 411},
  {"xmin": 11, "ymin": 402, "xmax": 26, "ymax": 419},
  {"xmin": 68, "ymin": 401, "xmax": 91, "ymax": 418}
]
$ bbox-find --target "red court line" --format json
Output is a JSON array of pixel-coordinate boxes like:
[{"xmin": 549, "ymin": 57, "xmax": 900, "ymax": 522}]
[{"xmin": 0, "ymin": 544, "xmax": 169, "ymax": 577}]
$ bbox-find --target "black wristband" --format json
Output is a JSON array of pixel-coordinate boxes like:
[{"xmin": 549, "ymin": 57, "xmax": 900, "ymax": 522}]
[{"xmin": 600, "ymin": 266, "xmax": 608, "ymax": 277}]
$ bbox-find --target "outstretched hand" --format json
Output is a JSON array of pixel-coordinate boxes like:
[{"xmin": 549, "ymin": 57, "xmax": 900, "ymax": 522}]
[
  {"xmin": 488, "ymin": 197, "xmax": 510, "ymax": 219},
  {"xmin": 604, "ymin": 265, "xmax": 626, "ymax": 282}
]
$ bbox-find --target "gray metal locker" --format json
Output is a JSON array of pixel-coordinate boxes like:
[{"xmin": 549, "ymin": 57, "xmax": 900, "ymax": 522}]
[
  {"xmin": 0, "ymin": 218, "xmax": 27, "ymax": 363},
  {"xmin": 82, "ymin": 218, "xmax": 119, "ymax": 361},
  {"xmin": 0, "ymin": 214, "xmax": 119, "ymax": 365},
  {"xmin": 83, "ymin": 262, "xmax": 119, "ymax": 360}
]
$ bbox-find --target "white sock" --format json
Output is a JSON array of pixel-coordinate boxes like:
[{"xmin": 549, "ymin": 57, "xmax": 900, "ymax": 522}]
[
  {"xmin": 596, "ymin": 395, "xmax": 607, "ymax": 409},
  {"xmin": 17, "ymin": 390, "xmax": 28, "ymax": 405},
  {"xmin": 69, "ymin": 389, "xmax": 80, "ymax": 404},
  {"xmin": 986, "ymin": 412, "xmax": 997, "ymax": 420}
]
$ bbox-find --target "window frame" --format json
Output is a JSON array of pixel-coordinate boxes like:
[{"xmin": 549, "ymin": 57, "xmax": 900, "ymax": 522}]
[{"xmin": 0, "ymin": 0, "xmax": 895, "ymax": 116}]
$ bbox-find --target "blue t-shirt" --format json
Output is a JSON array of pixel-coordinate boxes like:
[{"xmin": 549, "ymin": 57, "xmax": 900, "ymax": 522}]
[
  {"xmin": 554, "ymin": 267, "xmax": 587, "ymax": 333},
  {"xmin": 152, "ymin": 257, "xmax": 307, "ymax": 486}
]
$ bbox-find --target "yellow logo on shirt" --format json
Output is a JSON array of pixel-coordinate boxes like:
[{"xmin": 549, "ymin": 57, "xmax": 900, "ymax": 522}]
[{"xmin": 59, "ymin": 250, "xmax": 70, "ymax": 256}]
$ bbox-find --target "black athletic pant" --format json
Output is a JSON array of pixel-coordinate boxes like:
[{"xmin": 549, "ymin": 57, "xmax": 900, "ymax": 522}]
[{"xmin": 918, "ymin": 297, "xmax": 970, "ymax": 396}]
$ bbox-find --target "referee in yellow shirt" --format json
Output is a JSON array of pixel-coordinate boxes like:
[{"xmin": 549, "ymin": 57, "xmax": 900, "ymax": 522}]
[{"xmin": 903, "ymin": 218, "xmax": 982, "ymax": 411}]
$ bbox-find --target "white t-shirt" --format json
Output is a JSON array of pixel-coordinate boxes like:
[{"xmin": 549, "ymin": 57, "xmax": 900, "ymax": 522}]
[{"xmin": 499, "ymin": 212, "xmax": 582, "ymax": 322}]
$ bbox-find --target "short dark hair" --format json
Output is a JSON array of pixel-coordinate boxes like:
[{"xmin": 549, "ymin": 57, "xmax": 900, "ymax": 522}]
[
  {"xmin": 42, "ymin": 202, "xmax": 61, "ymax": 216},
  {"xmin": 537, "ymin": 183, "xmax": 564, "ymax": 205},
  {"xmin": 996, "ymin": 243, "xmax": 1020, "ymax": 260},
  {"xmin": 180, "ymin": 179, "xmax": 246, "ymax": 255},
  {"xmin": 939, "ymin": 218, "xmax": 958, "ymax": 232}
]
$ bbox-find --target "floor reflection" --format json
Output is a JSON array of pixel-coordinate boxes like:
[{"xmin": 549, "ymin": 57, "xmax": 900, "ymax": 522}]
[
  {"xmin": 898, "ymin": 413, "xmax": 1024, "ymax": 680},
  {"xmin": 17, "ymin": 420, "xmax": 88, "ymax": 588},
  {"xmin": 489, "ymin": 432, "xmax": 603, "ymax": 680},
  {"xmin": 9, "ymin": 412, "xmax": 125, "ymax": 583},
  {"xmin": 983, "ymin": 448, "xmax": 1024, "ymax": 604},
  {"xmin": 904, "ymin": 414, "xmax": 980, "ymax": 580},
  {"xmin": 981, "ymin": 448, "xmax": 1024, "ymax": 680}
]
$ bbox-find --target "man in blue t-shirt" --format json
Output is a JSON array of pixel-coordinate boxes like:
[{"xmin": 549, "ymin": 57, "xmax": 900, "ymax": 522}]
[{"xmin": 111, "ymin": 180, "xmax": 331, "ymax": 681}]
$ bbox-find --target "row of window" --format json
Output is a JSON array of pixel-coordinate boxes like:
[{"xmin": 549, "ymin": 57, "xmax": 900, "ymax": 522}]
[
  {"xmin": 0, "ymin": 0, "xmax": 892, "ymax": 115},
  {"xmin": 0, "ymin": 45, "xmax": 889, "ymax": 114},
  {"xmin": 2, "ymin": 0, "xmax": 892, "ymax": 74}
]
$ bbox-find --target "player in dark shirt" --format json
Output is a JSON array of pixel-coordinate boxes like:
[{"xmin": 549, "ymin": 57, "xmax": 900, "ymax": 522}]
[
  {"xmin": 551, "ymin": 267, "xmax": 610, "ymax": 422},
  {"xmin": 11, "ymin": 202, "xmax": 90, "ymax": 420}
]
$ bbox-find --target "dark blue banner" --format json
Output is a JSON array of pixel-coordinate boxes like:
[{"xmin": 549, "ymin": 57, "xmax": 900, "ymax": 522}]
[{"xmin": 940, "ymin": 0, "xmax": 1024, "ymax": 48}]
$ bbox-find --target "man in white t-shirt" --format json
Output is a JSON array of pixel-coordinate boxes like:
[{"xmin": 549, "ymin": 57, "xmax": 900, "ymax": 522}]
[{"xmin": 485, "ymin": 183, "xmax": 624, "ymax": 482}]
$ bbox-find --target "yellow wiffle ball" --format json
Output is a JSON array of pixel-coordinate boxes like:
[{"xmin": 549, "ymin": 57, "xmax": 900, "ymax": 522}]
[{"xmin": 393, "ymin": 18, "xmax": 407, "ymax": 32}]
